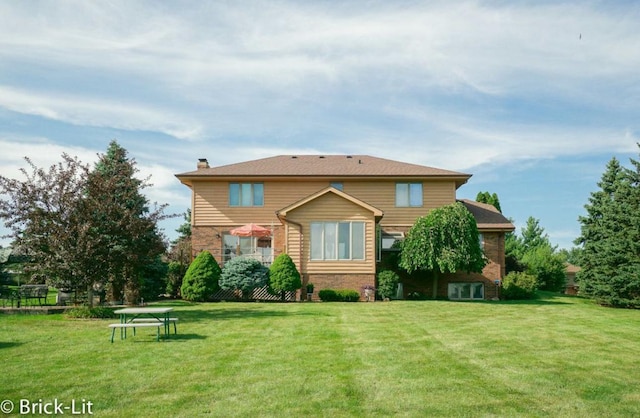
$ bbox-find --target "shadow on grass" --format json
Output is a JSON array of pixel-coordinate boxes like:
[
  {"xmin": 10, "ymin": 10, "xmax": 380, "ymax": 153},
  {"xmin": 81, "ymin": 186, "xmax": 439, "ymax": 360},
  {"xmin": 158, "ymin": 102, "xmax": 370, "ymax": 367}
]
[
  {"xmin": 0, "ymin": 341, "xmax": 23, "ymax": 349},
  {"xmin": 177, "ymin": 307, "xmax": 321, "ymax": 322},
  {"xmin": 166, "ymin": 333, "xmax": 207, "ymax": 341}
]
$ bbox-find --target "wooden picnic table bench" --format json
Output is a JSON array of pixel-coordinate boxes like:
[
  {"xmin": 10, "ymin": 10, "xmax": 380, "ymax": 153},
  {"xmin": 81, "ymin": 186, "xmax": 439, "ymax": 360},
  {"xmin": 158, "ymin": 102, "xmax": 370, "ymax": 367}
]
[
  {"xmin": 108, "ymin": 323, "xmax": 163, "ymax": 343},
  {"xmin": 110, "ymin": 307, "xmax": 177, "ymax": 343}
]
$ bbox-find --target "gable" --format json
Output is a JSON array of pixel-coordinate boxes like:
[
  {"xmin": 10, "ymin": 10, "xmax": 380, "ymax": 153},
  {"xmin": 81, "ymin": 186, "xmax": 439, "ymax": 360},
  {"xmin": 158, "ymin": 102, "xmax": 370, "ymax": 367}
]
[{"xmin": 277, "ymin": 187, "xmax": 383, "ymax": 220}]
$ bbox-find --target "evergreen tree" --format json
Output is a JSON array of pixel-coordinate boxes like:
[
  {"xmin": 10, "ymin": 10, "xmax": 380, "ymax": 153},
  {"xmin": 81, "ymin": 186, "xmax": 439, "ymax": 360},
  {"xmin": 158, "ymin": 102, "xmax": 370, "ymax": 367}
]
[
  {"xmin": 86, "ymin": 141, "xmax": 168, "ymax": 304},
  {"xmin": 576, "ymin": 155, "xmax": 640, "ymax": 307},
  {"xmin": 400, "ymin": 202, "xmax": 486, "ymax": 298},
  {"xmin": 181, "ymin": 250, "xmax": 221, "ymax": 302},
  {"xmin": 166, "ymin": 210, "xmax": 192, "ymax": 297},
  {"xmin": 219, "ymin": 256, "xmax": 269, "ymax": 300},
  {"xmin": 268, "ymin": 253, "xmax": 301, "ymax": 301},
  {"xmin": 475, "ymin": 191, "xmax": 502, "ymax": 213}
]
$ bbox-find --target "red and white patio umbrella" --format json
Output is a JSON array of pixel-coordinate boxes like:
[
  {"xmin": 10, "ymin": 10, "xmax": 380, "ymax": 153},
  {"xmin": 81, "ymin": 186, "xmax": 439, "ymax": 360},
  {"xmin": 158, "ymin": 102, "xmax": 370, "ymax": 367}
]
[{"xmin": 229, "ymin": 223, "xmax": 271, "ymax": 238}]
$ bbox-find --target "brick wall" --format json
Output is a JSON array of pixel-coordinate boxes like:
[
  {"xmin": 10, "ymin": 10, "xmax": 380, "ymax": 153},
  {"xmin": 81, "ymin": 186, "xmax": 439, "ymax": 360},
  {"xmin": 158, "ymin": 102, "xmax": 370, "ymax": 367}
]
[
  {"xmin": 304, "ymin": 273, "xmax": 375, "ymax": 301},
  {"xmin": 191, "ymin": 225, "xmax": 285, "ymax": 264},
  {"xmin": 389, "ymin": 231, "xmax": 506, "ymax": 300}
]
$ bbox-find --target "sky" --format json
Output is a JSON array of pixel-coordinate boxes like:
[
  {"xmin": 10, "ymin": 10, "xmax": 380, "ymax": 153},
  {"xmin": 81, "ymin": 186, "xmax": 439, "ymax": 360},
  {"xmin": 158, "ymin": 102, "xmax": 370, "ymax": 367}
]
[{"xmin": 0, "ymin": 0, "xmax": 639, "ymax": 250}]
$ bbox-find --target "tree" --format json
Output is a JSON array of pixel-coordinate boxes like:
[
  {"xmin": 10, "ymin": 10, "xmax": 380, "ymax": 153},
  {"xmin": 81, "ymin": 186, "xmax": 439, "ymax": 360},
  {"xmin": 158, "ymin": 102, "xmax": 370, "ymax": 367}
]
[
  {"xmin": 0, "ymin": 142, "xmax": 172, "ymax": 306},
  {"xmin": 399, "ymin": 202, "xmax": 486, "ymax": 298},
  {"xmin": 166, "ymin": 210, "xmax": 192, "ymax": 297},
  {"xmin": 85, "ymin": 141, "xmax": 168, "ymax": 304},
  {"xmin": 520, "ymin": 217, "xmax": 554, "ymax": 253},
  {"xmin": 506, "ymin": 216, "xmax": 565, "ymax": 292},
  {"xmin": 180, "ymin": 250, "xmax": 221, "ymax": 302},
  {"xmin": 475, "ymin": 191, "xmax": 502, "ymax": 213},
  {"xmin": 521, "ymin": 245, "xmax": 566, "ymax": 292},
  {"xmin": 268, "ymin": 253, "xmax": 301, "ymax": 301},
  {"xmin": 0, "ymin": 154, "xmax": 99, "ymax": 295},
  {"xmin": 576, "ymin": 154, "xmax": 640, "ymax": 307},
  {"xmin": 219, "ymin": 257, "xmax": 269, "ymax": 300}
]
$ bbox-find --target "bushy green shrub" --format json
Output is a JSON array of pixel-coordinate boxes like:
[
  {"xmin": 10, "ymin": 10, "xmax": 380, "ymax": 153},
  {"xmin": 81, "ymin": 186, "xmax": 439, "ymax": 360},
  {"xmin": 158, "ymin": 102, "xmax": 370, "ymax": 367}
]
[
  {"xmin": 268, "ymin": 253, "xmax": 301, "ymax": 300},
  {"xmin": 377, "ymin": 270, "xmax": 400, "ymax": 299},
  {"xmin": 318, "ymin": 289, "xmax": 360, "ymax": 302},
  {"xmin": 219, "ymin": 256, "xmax": 269, "ymax": 300},
  {"xmin": 501, "ymin": 271, "xmax": 538, "ymax": 300},
  {"xmin": 66, "ymin": 306, "xmax": 115, "ymax": 319},
  {"xmin": 181, "ymin": 251, "xmax": 221, "ymax": 302}
]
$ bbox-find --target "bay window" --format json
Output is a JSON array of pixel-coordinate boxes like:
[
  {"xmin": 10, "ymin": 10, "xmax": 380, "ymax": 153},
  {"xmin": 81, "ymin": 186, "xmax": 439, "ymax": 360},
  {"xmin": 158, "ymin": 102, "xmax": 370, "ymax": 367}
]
[{"xmin": 311, "ymin": 221, "xmax": 365, "ymax": 260}]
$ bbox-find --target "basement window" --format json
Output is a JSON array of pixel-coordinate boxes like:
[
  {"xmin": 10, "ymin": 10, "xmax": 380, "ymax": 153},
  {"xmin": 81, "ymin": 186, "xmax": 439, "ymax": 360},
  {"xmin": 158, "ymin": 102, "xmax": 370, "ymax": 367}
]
[{"xmin": 448, "ymin": 283, "xmax": 484, "ymax": 300}]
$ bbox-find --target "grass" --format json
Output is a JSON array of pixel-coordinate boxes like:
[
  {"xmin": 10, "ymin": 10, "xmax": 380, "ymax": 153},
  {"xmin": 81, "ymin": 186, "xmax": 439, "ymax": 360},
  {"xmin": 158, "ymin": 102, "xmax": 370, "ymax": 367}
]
[{"xmin": 1, "ymin": 293, "xmax": 640, "ymax": 417}]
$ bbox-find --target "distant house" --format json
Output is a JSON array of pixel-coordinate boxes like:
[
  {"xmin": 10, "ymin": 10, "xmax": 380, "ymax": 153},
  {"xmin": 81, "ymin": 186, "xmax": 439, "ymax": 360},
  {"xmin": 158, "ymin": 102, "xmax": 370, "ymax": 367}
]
[
  {"xmin": 175, "ymin": 155, "xmax": 514, "ymax": 300},
  {"xmin": 565, "ymin": 263, "xmax": 581, "ymax": 295}
]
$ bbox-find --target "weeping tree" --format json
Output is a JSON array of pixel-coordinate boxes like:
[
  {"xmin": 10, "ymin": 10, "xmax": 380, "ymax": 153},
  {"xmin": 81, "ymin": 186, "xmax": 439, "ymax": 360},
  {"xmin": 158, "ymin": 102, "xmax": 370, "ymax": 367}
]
[{"xmin": 399, "ymin": 202, "xmax": 486, "ymax": 299}]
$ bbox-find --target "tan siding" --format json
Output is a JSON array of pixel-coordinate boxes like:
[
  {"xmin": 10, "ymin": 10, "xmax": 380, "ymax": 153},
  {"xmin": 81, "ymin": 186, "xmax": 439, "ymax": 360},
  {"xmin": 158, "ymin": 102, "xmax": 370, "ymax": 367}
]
[
  {"xmin": 344, "ymin": 180, "xmax": 456, "ymax": 226},
  {"xmin": 193, "ymin": 179, "xmax": 457, "ymax": 227},
  {"xmin": 287, "ymin": 193, "xmax": 376, "ymax": 275},
  {"xmin": 193, "ymin": 181, "xmax": 329, "ymax": 226}
]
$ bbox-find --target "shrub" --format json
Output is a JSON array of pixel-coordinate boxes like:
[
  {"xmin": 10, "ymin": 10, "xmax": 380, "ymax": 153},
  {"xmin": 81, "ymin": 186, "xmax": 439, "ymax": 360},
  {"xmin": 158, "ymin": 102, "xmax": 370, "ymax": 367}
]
[
  {"xmin": 181, "ymin": 251, "xmax": 221, "ymax": 302},
  {"xmin": 66, "ymin": 306, "xmax": 115, "ymax": 319},
  {"xmin": 522, "ymin": 246, "xmax": 566, "ymax": 292},
  {"xmin": 501, "ymin": 271, "xmax": 538, "ymax": 300},
  {"xmin": 268, "ymin": 253, "xmax": 302, "ymax": 300},
  {"xmin": 318, "ymin": 289, "xmax": 360, "ymax": 302},
  {"xmin": 377, "ymin": 270, "xmax": 400, "ymax": 299},
  {"xmin": 220, "ymin": 256, "xmax": 270, "ymax": 300}
]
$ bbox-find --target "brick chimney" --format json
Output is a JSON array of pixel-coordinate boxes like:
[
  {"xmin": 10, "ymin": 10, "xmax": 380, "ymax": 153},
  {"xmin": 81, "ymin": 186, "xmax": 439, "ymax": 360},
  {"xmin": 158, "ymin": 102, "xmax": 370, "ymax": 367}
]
[{"xmin": 197, "ymin": 158, "xmax": 209, "ymax": 169}]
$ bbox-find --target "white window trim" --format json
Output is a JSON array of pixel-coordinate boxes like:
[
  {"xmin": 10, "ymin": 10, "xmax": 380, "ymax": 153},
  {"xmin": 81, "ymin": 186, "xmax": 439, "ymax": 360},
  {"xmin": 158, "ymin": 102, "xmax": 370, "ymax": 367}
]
[
  {"xmin": 310, "ymin": 221, "xmax": 365, "ymax": 261},
  {"xmin": 448, "ymin": 282, "xmax": 484, "ymax": 300},
  {"xmin": 395, "ymin": 182, "xmax": 423, "ymax": 207},
  {"xmin": 229, "ymin": 183, "xmax": 264, "ymax": 207}
]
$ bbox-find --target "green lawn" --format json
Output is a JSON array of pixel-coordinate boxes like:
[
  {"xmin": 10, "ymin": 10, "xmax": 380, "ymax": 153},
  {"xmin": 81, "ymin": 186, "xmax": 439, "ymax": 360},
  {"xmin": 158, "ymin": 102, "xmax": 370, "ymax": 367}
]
[{"xmin": 1, "ymin": 294, "xmax": 640, "ymax": 417}]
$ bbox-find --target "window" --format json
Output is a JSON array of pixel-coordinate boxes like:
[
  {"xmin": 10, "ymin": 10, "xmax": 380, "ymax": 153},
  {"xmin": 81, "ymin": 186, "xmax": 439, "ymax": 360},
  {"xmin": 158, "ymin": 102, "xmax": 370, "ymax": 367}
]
[
  {"xmin": 223, "ymin": 234, "xmax": 254, "ymax": 263},
  {"xmin": 381, "ymin": 232, "xmax": 404, "ymax": 251},
  {"xmin": 310, "ymin": 221, "xmax": 365, "ymax": 260},
  {"xmin": 330, "ymin": 182, "xmax": 343, "ymax": 191},
  {"xmin": 229, "ymin": 183, "xmax": 264, "ymax": 207},
  {"xmin": 448, "ymin": 283, "xmax": 484, "ymax": 300},
  {"xmin": 395, "ymin": 183, "xmax": 423, "ymax": 207},
  {"xmin": 479, "ymin": 233, "xmax": 485, "ymax": 249}
]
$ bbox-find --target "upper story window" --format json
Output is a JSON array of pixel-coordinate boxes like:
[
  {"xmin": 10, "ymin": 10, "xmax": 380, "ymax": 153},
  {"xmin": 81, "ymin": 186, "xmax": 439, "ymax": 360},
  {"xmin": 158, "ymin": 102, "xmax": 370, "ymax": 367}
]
[
  {"xmin": 229, "ymin": 183, "xmax": 264, "ymax": 207},
  {"xmin": 395, "ymin": 183, "xmax": 423, "ymax": 207},
  {"xmin": 330, "ymin": 182, "xmax": 343, "ymax": 191}
]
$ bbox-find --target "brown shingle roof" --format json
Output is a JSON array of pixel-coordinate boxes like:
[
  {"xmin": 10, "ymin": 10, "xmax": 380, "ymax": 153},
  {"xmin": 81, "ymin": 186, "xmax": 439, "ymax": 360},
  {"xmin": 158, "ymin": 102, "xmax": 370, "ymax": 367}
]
[
  {"xmin": 177, "ymin": 155, "xmax": 470, "ymax": 179},
  {"xmin": 459, "ymin": 199, "xmax": 515, "ymax": 231}
]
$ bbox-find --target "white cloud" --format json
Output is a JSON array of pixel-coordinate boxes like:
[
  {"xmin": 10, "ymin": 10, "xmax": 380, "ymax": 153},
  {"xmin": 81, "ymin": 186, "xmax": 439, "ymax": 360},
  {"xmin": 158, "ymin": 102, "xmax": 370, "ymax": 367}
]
[{"xmin": 0, "ymin": 86, "xmax": 203, "ymax": 140}]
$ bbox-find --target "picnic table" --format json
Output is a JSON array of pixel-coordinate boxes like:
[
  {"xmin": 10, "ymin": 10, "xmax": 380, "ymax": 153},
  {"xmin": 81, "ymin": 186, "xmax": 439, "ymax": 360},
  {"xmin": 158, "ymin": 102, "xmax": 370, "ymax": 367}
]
[{"xmin": 109, "ymin": 307, "xmax": 177, "ymax": 343}]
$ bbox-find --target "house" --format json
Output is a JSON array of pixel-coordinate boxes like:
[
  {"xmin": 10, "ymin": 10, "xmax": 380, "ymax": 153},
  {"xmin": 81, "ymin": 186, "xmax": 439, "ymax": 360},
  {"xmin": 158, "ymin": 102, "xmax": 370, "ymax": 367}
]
[
  {"xmin": 175, "ymin": 155, "xmax": 514, "ymax": 300},
  {"xmin": 564, "ymin": 263, "xmax": 581, "ymax": 295}
]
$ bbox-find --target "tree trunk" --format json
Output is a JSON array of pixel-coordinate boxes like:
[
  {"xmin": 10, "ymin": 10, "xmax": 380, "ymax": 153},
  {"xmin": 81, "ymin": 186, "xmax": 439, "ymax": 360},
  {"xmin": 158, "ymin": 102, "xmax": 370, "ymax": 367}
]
[
  {"xmin": 87, "ymin": 284, "xmax": 94, "ymax": 308},
  {"xmin": 432, "ymin": 272, "xmax": 439, "ymax": 299}
]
